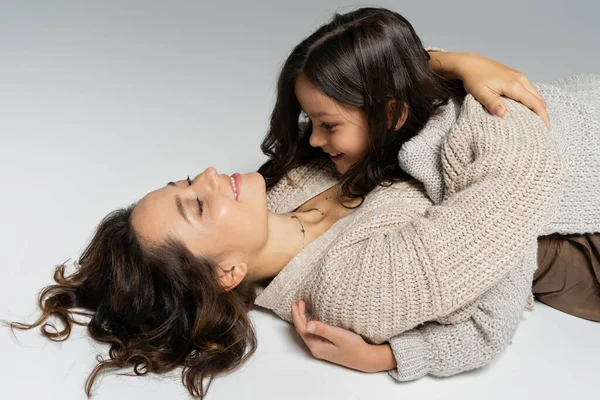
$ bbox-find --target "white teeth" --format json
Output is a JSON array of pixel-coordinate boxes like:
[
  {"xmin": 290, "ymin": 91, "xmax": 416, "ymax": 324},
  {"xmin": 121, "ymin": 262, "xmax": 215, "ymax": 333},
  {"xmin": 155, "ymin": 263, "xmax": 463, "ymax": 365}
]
[
  {"xmin": 230, "ymin": 176, "xmax": 238, "ymax": 199},
  {"xmin": 329, "ymin": 152, "xmax": 342, "ymax": 157}
]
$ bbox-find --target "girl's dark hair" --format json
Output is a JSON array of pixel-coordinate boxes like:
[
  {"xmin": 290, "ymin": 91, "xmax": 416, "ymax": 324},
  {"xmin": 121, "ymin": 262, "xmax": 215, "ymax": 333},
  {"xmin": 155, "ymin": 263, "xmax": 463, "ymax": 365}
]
[
  {"xmin": 1, "ymin": 204, "xmax": 257, "ymax": 399},
  {"xmin": 258, "ymin": 7, "xmax": 462, "ymax": 201}
]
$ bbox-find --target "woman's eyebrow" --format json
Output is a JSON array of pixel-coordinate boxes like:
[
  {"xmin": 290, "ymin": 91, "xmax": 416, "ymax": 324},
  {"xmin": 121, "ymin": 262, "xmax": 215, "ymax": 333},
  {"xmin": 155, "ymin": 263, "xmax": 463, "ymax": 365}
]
[
  {"xmin": 166, "ymin": 182, "xmax": 190, "ymax": 223},
  {"xmin": 175, "ymin": 196, "xmax": 190, "ymax": 224}
]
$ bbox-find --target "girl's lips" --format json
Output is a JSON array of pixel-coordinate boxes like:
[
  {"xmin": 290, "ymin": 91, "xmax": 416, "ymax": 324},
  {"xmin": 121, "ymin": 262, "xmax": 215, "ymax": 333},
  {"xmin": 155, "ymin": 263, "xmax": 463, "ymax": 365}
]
[
  {"xmin": 330, "ymin": 153, "xmax": 343, "ymax": 162},
  {"xmin": 232, "ymin": 173, "xmax": 242, "ymax": 200}
]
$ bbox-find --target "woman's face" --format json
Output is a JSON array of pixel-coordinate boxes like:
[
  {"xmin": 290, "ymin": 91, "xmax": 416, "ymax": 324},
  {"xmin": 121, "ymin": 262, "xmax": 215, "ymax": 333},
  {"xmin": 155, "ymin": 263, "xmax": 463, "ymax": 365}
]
[
  {"xmin": 131, "ymin": 167, "xmax": 269, "ymax": 264},
  {"xmin": 294, "ymin": 74, "xmax": 370, "ymax": 175}
]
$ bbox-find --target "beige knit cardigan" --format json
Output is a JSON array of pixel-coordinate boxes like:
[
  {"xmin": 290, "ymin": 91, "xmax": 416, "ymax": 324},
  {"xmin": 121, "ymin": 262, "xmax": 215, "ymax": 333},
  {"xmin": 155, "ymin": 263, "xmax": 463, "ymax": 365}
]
[
  {"xmin": 254, "ymin": 94, "xmax": 565, "ymax": 377},
  {"xmin": 388, "ymin": 74, "xmax": 600, "ymax": 380}
]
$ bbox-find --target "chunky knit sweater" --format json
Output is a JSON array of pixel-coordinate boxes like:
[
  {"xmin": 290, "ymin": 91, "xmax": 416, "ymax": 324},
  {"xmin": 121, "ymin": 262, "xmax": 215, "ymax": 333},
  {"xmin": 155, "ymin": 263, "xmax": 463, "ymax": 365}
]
[
  {"xmin": 254, "ymin": 93, "xmax": 568, "ymax": 376},
  {"xmin": 389, "ymin": 74, "xmax": 600, "ymax": 380}
]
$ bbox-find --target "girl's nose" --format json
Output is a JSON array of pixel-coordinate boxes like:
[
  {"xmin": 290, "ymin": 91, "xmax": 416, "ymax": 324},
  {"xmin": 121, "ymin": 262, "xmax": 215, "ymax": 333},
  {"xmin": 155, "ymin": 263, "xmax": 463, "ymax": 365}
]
[{"xmin": 309, "ymin": 128, "xmax": 327, "ymax": 148}]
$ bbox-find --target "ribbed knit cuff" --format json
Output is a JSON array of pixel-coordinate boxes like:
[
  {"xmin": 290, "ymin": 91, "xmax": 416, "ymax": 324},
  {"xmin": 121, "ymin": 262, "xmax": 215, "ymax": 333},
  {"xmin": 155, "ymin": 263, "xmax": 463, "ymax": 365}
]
[{"xmin": 387, "ymin": 330, "xmax": 430, "ymax": 381}]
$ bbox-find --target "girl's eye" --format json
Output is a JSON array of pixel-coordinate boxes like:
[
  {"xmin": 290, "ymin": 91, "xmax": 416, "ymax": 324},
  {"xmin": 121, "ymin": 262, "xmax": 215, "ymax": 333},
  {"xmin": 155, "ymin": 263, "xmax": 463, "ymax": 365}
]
[
  {"xmin": 186, "ymin": 175, "xmax": 203, "ymax": 216},
  {"xmin": 322, "ymin": 123, "xmax": 337, "ymax": 131}
]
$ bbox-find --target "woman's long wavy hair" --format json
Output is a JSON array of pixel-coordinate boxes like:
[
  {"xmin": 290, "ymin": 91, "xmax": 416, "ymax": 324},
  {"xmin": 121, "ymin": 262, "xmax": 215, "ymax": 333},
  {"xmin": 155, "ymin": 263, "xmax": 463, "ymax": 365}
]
[
  {"xmin": 1, "ymin": 205, "xmax": 257, "ymax": 399},
  {"xmin": 258, "ymin": 7, "xmax": 462, "ymax": 201}
]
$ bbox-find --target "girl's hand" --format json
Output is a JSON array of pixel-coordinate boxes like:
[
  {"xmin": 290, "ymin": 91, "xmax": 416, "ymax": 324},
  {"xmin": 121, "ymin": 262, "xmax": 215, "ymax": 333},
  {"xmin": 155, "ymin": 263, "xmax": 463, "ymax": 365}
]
[
  {"xmin": 429, "ymin": 51, "xmax": 551, "ymax": 130},
  {"xmin": 291, "ymin": 300, "xmax": 388, "ymax": 373}
]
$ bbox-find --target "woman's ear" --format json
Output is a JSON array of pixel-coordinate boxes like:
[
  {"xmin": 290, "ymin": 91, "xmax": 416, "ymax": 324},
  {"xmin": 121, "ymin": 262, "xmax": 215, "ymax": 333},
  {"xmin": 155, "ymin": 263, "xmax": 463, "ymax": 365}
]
[
  {"xmin": 218, "ymin": 262, "xmax": 248, "ymax": 291},
  {"xmin": 386, "ymin": 100, "xmax": 408, "ymax": 131}
]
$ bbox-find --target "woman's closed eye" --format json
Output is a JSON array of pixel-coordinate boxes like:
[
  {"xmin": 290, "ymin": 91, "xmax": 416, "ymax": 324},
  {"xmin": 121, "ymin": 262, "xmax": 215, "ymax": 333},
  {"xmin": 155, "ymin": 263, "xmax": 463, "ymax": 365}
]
[{"xmin": 186, "ymin": 175, "xmax": 204, "ymax": 216}]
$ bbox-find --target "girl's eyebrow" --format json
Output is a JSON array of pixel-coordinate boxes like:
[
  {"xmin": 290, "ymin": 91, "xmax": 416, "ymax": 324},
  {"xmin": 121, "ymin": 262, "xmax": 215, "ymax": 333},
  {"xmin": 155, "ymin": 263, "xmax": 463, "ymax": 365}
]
[{"xmin": 305, "ymin": 111, "xmax": 339, "ymax": 118}]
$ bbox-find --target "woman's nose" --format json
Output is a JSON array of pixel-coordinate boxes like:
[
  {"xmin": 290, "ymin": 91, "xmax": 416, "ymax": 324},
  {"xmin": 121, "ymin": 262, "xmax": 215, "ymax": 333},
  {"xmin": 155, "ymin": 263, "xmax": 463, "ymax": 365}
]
[
  {"xmin": 193, "ymin": 167, "xmax": 219, "ymax": 190},
  {"xmin": 203, "ymin": 166, "xmax": 218, "ymax": 177},
  {"xmin": 309, "ymin": 127, "xmax": 327, "ymax": 148}
]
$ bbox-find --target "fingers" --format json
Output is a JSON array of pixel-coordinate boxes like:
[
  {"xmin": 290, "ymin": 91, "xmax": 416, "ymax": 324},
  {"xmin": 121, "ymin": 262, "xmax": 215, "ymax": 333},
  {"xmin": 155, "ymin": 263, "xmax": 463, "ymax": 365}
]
[
  {"xmin": 291, "ymin": 301, "xmax": 315, "ymax": 338},
  {"xmin": 518, "ymin": 77, "xmax": 552, "ymax": 131},
  {"xmin": 291, "ymin": 302, "xmax": 334, "ymax": 359},
  {"xmin": 294, "ymin": 300, "xmax": 319, "ymax": 334},
  {"xmin": 474, "ymin": 83, "xmax": 551, "ymax": 131},
  {"xmin": 298, "ymin": 299, "xmax": 308, "ymax": 325},
  {"xmin": 291, "ymin": 301, "xmax": 338, "ymax": 343},
  {"xmin": 291, "ymin": 302, "xmax": 307, "ymax": 333},
  {"xmin": 471, "ymin": 88, "xmax": 506, "ymax": 118},
  {"xmin": 519, "ymin": 76, "xmax": 545, "ymax": 103},
  {"xmin": 304, "ymin": 320, "xmax": 352, "ymax": 345},
  {"xmin": 504, "ymin": 81, "xmax": 551, "ymax": 130}
]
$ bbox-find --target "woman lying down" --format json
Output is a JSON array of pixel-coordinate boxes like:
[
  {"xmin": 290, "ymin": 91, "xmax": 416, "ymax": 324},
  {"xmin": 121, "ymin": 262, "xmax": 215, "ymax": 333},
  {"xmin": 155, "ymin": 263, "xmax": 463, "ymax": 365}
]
[{"xmin": 4, "ymin": 7, "xmax": 599, "ymax": 400}]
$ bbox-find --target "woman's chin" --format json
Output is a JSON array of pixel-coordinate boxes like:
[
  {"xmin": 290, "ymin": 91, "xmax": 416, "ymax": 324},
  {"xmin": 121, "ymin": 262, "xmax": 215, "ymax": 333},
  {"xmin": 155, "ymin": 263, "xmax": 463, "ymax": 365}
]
[{"xmin": 244, "ymin": 172, "xmax": 268, "ymax": 205}]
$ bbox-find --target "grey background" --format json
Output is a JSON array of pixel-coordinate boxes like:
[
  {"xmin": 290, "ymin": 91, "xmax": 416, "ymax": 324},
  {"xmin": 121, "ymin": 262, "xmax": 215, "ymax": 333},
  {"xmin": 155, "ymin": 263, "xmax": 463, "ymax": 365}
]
[{"xmin": 0, "ymin": 1, "xmax": 598, "ymax": 399}]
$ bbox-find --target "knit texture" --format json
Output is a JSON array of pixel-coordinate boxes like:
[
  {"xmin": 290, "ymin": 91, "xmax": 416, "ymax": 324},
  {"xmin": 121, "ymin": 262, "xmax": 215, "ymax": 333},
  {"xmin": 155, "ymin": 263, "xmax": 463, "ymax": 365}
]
[
  {"xmin": 399, "ymin": 74, "xmax": 600, "ymax": 234},
  {"xmin": 254, "ymin": 94, "xmax": 564, "ymax": 350},
  {"xmin": 391, "ymin": 74, "xmax": 600, "ymax": 381},
  {"xmin": 389, "ymin": 239, "xmax": 539, "ymax": 380}
]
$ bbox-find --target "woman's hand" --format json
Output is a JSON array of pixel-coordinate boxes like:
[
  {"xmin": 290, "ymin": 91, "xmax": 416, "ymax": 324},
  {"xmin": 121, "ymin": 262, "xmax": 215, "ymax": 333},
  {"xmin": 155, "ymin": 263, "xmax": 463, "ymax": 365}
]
[
  {"xmin": 429, "ymin": 51, "xmax": 551, "ymax": 130},
  {"xmin": 291, "ymin": 300, "xmax": 395, "ymax": 373}
]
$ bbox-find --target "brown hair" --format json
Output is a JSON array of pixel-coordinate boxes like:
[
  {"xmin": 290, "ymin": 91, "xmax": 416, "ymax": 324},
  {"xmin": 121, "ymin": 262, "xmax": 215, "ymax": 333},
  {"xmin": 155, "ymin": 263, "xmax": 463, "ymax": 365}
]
[
  {"xmin": 258, "ymin": 7, "xmax": 461, "ymax": 202},
  {"xmin": 1, "ymin": 204, "xmax": 257, "ymax": 399}
]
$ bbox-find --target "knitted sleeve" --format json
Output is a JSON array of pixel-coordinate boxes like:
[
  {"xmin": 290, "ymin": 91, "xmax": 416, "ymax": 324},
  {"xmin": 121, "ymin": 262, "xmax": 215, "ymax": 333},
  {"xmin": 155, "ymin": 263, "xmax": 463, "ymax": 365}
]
[
  {"xmin": 318, "ymin": 95, "xmax": 563, "ymax": 344},
  {"xmin": 387, "ymin": 239, "xmax": 538, "ymax": 380}
]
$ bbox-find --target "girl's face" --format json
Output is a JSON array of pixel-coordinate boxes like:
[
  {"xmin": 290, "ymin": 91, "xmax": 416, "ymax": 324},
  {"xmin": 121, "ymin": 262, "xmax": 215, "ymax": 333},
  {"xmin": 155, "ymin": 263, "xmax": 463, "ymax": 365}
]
[
  {"xmin": 294, "ymin": 74, "xmax": 370, "ymax": 174},
  {"xmin": 131, "ymin": 167, "xmax": 269, "ymax": 265}
]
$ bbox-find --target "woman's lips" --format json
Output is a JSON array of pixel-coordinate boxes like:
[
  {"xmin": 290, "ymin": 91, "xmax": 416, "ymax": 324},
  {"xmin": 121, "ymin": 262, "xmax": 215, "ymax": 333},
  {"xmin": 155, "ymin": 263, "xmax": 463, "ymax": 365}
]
[
  {"xmin": 226, "ymin": 174, "xmax": 237, "ymax": 200},
  {"xmin": 232, "ymin": 173, "xmax": 242, "ymax": 200}
]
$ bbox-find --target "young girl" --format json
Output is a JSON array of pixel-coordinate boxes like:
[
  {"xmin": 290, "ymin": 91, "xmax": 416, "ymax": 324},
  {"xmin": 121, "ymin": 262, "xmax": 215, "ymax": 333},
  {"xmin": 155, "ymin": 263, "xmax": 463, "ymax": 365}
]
[
  {"xmin": 5, "ymin": 6, "xmax": 597, "ymax": 400},
  {"xmin": 255, "ymin": 6, "xmax": 599, "ymax": 380}
]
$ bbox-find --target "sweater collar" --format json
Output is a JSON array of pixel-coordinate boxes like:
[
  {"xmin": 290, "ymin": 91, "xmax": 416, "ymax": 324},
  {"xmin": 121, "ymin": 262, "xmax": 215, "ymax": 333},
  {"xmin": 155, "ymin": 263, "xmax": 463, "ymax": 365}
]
[{"xmin": 397, "ymin": 96, "xmax": 462, "ymax": 204}]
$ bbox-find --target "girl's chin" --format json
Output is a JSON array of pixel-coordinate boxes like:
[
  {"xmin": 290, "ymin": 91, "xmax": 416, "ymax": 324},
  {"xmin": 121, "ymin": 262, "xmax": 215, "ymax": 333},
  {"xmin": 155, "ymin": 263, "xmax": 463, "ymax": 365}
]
[{"xmin": 334, "ymin": 161, "xmax": 348, "ymax": 174}]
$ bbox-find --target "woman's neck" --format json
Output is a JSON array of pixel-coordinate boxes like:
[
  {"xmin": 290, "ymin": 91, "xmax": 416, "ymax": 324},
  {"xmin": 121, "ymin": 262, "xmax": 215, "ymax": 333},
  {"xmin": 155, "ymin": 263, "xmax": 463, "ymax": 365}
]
[
  {"xmin": 245, "ymin": 183, "xmax": 362, "ymax": 283},
  {"xmin": 245, "ymin": 209, "xmax": 325, "ymax": 282}
]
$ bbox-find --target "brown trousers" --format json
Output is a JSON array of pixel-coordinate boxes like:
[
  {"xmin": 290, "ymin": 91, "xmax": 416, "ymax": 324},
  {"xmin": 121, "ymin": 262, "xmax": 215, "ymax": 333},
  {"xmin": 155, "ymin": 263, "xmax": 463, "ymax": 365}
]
[{"xmin": 534, "ymin": 233, "xmax": 600, "ymax": 322}]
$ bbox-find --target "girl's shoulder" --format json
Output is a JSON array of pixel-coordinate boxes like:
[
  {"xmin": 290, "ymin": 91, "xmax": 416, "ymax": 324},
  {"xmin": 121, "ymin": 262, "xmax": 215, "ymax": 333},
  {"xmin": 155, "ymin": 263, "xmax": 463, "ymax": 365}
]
[
  {"xmin": 266, "ymin": 159, "xmax": 338, "ymax": 213},
  {"xmin": 454, "ymin": 93, "xmax": 542, "ymax": 130},
  {"xmin": 374, "ymin": 178, "xmax": 432, "ymax": 209},
  {"xmin": 343, "ymin": 178, "xmax": 433, "ymax": 234}
]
